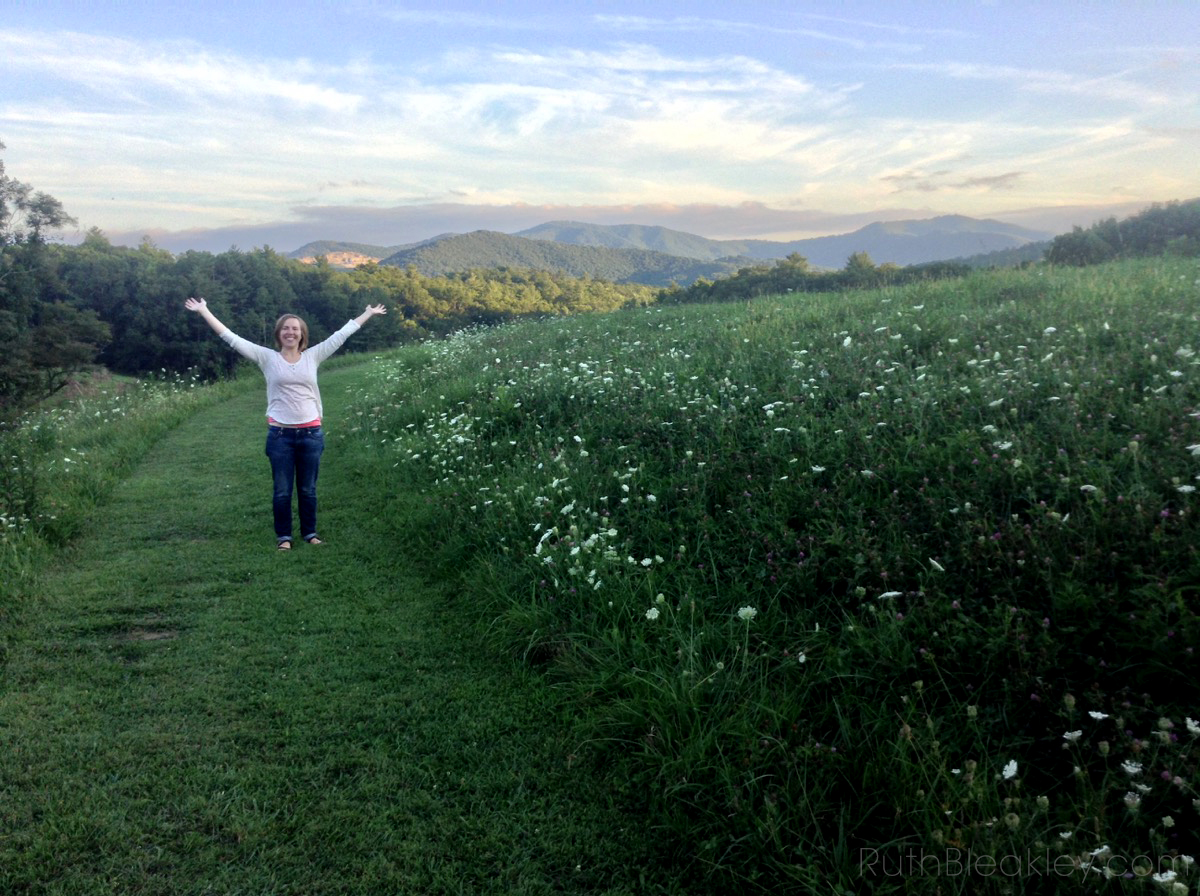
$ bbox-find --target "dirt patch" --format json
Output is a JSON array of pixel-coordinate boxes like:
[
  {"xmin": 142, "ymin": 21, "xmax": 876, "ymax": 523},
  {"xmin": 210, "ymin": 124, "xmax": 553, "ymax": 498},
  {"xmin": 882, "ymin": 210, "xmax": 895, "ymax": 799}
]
[{"xmin": 122, "ymin": 629, "xmax": 179, "ymax": 642}]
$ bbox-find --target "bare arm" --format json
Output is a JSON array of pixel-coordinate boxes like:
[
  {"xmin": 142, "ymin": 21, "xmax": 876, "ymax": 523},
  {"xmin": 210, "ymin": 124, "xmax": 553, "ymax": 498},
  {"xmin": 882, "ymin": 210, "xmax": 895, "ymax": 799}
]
[{"xmin": 184, "ymin": 297, "xmax": 229, "ymax": 337}]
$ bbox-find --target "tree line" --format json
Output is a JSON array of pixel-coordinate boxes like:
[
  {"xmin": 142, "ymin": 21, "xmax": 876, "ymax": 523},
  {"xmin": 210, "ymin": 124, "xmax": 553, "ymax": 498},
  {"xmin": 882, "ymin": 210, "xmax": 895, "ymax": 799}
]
[
  {"xmin": 1, "ymin": 148, "xmax": 658, "ymax": 410},
  {"xmin": 1044, "ymin": 198, "xmax": 1200, "ymax": 266},
  {"xmin": 660, "ymin": 250, "xmax": 973, "ymax": 305}
]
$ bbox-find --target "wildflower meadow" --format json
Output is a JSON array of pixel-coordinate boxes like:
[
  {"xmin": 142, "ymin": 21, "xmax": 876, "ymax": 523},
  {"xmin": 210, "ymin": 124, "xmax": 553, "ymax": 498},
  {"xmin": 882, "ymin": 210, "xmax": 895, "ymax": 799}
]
[{"xmin": 339, "ymin": 257, "xmax": 1200, "ymax": 893}]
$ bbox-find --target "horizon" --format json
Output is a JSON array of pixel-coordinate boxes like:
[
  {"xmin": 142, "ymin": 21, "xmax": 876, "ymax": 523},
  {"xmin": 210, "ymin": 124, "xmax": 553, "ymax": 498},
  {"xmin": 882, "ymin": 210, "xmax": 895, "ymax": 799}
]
[{"xmin": 3, "ymin": 2, "xmax": 1196, "ymax": 254}]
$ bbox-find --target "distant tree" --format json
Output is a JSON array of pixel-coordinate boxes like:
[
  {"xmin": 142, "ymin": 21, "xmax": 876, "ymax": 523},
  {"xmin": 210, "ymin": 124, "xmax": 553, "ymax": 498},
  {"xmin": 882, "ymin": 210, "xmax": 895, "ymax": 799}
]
[
  {"xmin": 1, "ymin": 142, "xmax": 110, "ymax": 408},
  {"xmin": 1045, "ymin": 199, "xmax": 1200, "ymax": 265},
  {"xmin": 1, "ymin": 141, "xmax": 75, "ymax": 247}
]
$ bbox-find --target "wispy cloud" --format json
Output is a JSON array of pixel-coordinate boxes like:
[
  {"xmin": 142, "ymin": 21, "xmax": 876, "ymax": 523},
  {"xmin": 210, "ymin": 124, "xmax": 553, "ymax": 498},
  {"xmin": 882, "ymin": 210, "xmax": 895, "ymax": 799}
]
[
  {"xmin": 0, "ymin": 30, "xmax": 364, "ymax": 112},
  {"xmin": 888, "ymin": 60, "xmax": 1172, "ymax": 107},
  {"xmin": 591, "ymin": 13, "xmax": 922, "ymax": 52}
]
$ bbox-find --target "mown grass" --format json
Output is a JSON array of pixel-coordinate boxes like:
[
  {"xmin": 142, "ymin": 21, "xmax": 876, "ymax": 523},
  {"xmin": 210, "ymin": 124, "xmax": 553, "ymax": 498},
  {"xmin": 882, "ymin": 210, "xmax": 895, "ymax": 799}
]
[
  {"xmin": 0, "ymin": 367, "xmax": 683, "ymax": 896},
  {"xmin": 340, "ymin": 258, "xmax": 1200, "ymax": 894}
]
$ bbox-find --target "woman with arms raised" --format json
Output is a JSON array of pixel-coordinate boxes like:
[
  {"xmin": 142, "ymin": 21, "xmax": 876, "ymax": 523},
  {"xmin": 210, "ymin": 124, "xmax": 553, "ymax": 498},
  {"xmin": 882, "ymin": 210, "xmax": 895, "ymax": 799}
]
[{"xmin": 185, "ymin": 297, "xmax": 387, "ymax": 551}]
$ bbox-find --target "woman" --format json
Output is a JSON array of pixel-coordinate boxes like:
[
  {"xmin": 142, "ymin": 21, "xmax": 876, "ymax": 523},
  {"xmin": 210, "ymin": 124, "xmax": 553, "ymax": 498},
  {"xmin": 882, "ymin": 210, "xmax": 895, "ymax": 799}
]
[{"xmin": 185, "ymin": 297, "xmax": 387, "ymax": 550}]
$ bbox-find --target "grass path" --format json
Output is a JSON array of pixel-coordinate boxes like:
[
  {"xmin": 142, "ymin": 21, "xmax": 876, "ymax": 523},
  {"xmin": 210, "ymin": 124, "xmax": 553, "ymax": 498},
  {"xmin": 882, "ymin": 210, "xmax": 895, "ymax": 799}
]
[{"xmin": 0, "ymin": 366, "xmax": 669, "ymax": 896}]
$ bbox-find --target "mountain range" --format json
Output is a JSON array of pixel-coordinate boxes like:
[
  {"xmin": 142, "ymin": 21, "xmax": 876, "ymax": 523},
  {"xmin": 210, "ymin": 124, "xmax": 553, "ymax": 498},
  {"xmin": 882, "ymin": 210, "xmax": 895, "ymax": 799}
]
[{"xmin": 290, "ymin": 214, "xmax": 1053, "ymax": 286}]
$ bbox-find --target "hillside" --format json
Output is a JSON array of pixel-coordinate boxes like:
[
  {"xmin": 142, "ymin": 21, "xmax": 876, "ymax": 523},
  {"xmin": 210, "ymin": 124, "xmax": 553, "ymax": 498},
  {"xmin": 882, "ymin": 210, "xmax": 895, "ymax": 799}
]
[
  {"xmin": 290, "ymin": 235, "xmax": 454, "ymax": 267},
  {"xmin": 519, "ymin": 215, "xmax": 1050, "ymax": 268},
  {"xmin": 515, "ymin": 221, "xmax": 738, "ymax": 261},
  {"xmin": 378, "ymin": 230, "xmax": 751, "ymax": 286}
]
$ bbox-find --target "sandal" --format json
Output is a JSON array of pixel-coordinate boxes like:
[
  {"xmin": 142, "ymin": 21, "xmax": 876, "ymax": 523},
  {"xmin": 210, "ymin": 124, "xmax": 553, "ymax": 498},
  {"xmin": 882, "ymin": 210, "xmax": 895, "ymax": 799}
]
[
  {"xmin": 305, "ymin": 536, "xmax": 324, "ymax": 546},
  {"xmin": 277, "ymin": 540, "xmax": 292, "ymax": 551}
]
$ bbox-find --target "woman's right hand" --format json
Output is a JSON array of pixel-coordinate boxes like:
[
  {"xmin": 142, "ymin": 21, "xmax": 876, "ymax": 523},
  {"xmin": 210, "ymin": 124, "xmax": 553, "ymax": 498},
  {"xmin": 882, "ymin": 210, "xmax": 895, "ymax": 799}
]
[{"xmin": 185, "ymin": 297, "xmax": 207, "ymax": 312}]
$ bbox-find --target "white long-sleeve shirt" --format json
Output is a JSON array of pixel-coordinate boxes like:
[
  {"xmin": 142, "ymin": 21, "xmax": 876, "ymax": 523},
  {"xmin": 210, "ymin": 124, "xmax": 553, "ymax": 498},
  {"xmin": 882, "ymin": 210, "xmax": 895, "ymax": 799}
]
[{"xmin": 221, "ymin": 320, "xmax": 361, "ymax": 424}]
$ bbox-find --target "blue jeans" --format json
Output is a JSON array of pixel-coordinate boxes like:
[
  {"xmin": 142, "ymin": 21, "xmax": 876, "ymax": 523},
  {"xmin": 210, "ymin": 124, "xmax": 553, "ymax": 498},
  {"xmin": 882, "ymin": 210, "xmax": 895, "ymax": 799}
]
[{"xmin": 265, "ymin": 426, "xmax": 324, "ymax": 542}]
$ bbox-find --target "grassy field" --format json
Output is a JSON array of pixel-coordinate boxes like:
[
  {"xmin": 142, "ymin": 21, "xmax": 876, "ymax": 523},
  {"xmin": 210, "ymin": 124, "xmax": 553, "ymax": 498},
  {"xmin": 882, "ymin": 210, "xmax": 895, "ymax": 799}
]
[
  {"xmin": 3, "ymin": 257, "xmax": 1199, "ymax": 895},
  {"xmin": 339, "ymin": 257, "xmax": 1200, "ymax": 894},
  {"xmin": 0, "ymin": 368, "xmax": 682, "ymax": 895}
]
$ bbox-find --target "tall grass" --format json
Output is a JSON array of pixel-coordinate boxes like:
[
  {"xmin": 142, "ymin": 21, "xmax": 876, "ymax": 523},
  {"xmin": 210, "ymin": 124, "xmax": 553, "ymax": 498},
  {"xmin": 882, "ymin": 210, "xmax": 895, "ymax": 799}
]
[{"xmin": 342, "ymin": 258, "xmax": 1200, "ymax": 894}]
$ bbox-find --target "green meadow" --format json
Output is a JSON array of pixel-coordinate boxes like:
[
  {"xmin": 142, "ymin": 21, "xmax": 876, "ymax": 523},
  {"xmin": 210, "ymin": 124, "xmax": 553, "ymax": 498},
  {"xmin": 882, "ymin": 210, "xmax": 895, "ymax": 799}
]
[{"xmin": 3, "ymin": 257, "xmax": 1199, "ymax": 894}]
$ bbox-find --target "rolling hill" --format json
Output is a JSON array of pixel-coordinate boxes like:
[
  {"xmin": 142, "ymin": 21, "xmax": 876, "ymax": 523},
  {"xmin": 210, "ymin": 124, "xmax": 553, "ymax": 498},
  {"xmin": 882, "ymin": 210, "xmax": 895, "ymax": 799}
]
[
  {"xmin": 517, "ymin": 215, "xmax": 1051, "ymax": 268},
  {"xmin": 377, "ymin": 230, "xmax": 754, "ymax": 287},
  {"xmin": 289, "ymin": 215, "xmax": 1053, "ymax": 284}
]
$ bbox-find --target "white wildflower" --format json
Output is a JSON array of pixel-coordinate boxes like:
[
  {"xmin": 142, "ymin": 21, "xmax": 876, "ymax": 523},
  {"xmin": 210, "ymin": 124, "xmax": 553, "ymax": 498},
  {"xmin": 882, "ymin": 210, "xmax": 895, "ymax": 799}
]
[
  {"xmin": 1002, "ymin": 760, "xmax": 1018, "ymax": 780},
  {"xmin": 737, "ymin": 606, "xmax": 758, "ymax": 621},
  {"xmin": 645, "ymin": 607, "xmax": 660, "ymax": 621}
]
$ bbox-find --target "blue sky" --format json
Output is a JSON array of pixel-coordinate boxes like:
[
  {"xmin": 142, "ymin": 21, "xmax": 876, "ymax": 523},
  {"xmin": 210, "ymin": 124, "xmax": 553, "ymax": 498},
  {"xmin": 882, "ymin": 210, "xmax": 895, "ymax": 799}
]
[{"xmin": 2, "ymin": 1, "xmax": 1197, "ymax": 253}]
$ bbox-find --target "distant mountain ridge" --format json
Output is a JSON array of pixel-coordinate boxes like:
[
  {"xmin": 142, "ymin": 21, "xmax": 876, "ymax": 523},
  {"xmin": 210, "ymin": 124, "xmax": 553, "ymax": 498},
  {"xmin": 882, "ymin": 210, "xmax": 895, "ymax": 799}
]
[
  {"xmin": 289, "ymin": 214, "xmax": 1053, "ymax": 285},
  {"xmin": 378, "ymin": 230, "xmax": 753, "ymax": 287},
  {"xmin": 516, "ymin": 215, "xmax": 1050, "ymax": 267}
]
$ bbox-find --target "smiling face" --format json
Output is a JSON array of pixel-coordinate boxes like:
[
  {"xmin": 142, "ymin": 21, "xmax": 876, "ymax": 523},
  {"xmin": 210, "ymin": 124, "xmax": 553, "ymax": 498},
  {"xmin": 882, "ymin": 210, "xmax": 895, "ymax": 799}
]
[{"xmin": 274, "ymin": 315, "xmax": 309, "ymax": 352}]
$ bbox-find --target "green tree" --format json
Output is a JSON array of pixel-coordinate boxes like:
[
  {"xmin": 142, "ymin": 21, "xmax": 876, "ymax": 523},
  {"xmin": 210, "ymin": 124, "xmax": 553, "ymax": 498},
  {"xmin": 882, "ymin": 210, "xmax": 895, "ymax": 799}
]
[{"xmin": 1, "ymin": 142, "xmax": 108, "ymax": 408}]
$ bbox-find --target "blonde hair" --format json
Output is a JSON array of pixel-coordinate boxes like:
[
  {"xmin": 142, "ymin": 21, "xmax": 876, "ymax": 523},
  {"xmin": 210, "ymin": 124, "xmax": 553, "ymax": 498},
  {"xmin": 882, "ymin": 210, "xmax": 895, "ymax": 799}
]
[{"xmin": 273, "ymin": 314, "xmax": 309, "ymax": 351}]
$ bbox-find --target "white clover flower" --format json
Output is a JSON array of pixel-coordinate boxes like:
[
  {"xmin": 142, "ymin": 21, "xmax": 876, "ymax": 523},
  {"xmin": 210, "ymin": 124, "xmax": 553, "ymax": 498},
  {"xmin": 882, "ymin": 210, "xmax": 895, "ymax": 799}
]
[
  {"xmin": 1162, "ymin": 816, "xmax": 1176, "ymax": 829},
  {"xmin": 842, "ymin": 336, "xmax": 852, "ymax": 348},
  {"xmin": 797, "ymin": 653, "xmax": 807, "ymax": 664},
  {"xmin": 1002, "ymin": 760, "xmax": 1018, "ymax": 780},
  {"xmin": 737, "ymin": 606, "xmax": 758, "ymax": 621},
  {"xmin": 645, "ymin": 607, "xmax": 660, "ymax": 621}
]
